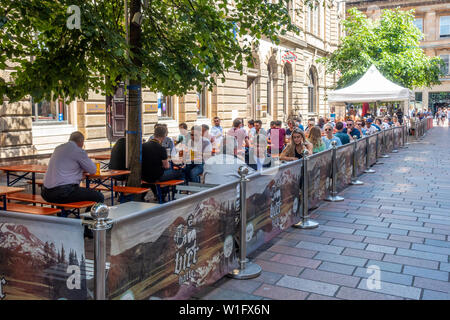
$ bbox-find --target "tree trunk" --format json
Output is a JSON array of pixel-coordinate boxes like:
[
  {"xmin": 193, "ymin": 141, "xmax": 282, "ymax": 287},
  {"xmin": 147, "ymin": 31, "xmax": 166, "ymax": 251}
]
[{"xmin": 126, "ymin": 0, "xmax": 142, "ymax": 187}]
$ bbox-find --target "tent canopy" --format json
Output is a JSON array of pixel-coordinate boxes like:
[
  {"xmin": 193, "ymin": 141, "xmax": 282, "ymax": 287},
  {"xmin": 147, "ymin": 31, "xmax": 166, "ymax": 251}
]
[{"xmin": 328, "ymin": 65, "xmax": 414, "ymax": 103}]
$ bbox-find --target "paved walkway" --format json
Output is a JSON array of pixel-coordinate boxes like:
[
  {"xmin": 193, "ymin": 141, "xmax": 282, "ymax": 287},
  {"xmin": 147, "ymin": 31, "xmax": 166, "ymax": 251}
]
[{"xmin": 195, "ymin": 126, "xmax": 450, "ymax": 300}]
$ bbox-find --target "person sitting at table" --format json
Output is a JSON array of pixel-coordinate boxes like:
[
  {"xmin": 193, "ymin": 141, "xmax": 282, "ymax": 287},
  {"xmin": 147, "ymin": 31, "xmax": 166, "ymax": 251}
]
[
  {"xmin": 149, "ymin": 123, "xmax": 176, "ymax": 157},
  {"xmin": 108, "ymin": 136, "xmax": 127, "ymax": 182},
  {"xmin": 280, "ymin": 129, "xmax": 312, "ymax": 161},
  {"xmin": 175, "ymin": 122, "xmax": 189, "ymax": 146},
  {"xmin": 308, "ymin": 126, "xmax": 326, "ymax": 154},
  {"xmin": 204, "ymin": 135, "xmax": 254, "ymax": 185},
  {"xmin": 246, "ymin": 134, "xmax": 272, "ymax": 171},
  {"xmin": 142, "ymin": 125, "xmax": 183, "ymax": 201},
  {"xmin": 184, "ymin": 125, "xmax": 213, "ymax": 183},
  {"xmin": 322, "ymin": 123, "xmax": 342, "ymax": 150},
  {"xmin": 41, "ymin": 131, "xmax": 104, "ymax": 204}
]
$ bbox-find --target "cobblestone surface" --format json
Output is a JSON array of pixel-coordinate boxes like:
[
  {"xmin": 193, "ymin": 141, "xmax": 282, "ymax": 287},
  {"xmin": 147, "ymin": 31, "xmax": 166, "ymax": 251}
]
[{"xmin": 195, "ymin": 126, "xmax": 450, "ymax": 300}]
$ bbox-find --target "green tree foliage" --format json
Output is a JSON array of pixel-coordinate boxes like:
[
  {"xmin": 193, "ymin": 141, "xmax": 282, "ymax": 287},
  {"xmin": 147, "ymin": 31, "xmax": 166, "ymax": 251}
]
[
  {"xmin": 0, "ymin": 0, "xmax": 328, "ymax": 104},
  {"xmin": 319, "ymin": 8, "xmax": 444, "ymax": 90}
]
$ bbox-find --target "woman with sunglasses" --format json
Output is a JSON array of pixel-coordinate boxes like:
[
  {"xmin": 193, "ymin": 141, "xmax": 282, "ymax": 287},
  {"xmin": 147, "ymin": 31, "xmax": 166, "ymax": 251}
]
[
  {"xmin": 322, "ymin": 123, "xmax": 342, "ymax": 149},
  {"xmin": 280, "ymin": 129, "xmax": 313, "ymax": 161}
]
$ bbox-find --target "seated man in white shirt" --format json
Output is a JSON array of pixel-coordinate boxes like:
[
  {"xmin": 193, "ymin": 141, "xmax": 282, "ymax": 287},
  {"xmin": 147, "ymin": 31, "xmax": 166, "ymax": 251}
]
[
  {"xmin": 204, "ymin": 135, "xmax": 254, "ymax": 185},
  {"xmin": 41, "ymin": 131, "xmax": 104, "ymax": 204}
]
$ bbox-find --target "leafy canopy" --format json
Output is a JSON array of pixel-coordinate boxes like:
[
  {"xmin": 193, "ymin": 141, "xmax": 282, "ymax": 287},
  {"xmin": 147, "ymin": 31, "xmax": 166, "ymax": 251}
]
[
  {"xmin": 0, "ymin": 0, "xmax": 327, "ymax": 104},
  {"xmin": 319, "ymin": 8, "xmax": 444, "ymax": 90}
]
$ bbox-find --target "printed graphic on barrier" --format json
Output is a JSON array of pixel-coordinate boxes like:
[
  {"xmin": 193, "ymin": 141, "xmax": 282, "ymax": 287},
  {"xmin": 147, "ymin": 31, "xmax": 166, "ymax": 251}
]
[
  {"xmin": 0, "ymin": 212, "xmax": 87, "ymax": 300},
  {"xmin": 368, "ymin": 135, "xmax": 377, "ymax": 166},
  {"xmin": 356, "ymin": 139, "xmax": 367, "ymax": 176},
  {"xmin": 307, "ymin": 150, "xmax": 333, "ymax": 209},
  {"xmin": 335, "ymin": 144, "xmax": 353, "ymax": 192}
]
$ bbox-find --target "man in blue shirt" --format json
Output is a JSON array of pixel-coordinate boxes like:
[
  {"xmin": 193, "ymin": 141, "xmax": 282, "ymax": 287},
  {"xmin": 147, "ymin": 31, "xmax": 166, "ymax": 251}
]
[
  {"xmin": 334, "ymin": 122, "xmax": 352, "ymax": 145},
  {"xmin": 344, "ymin": 119, "xmax": 361, "ymax": 139}
]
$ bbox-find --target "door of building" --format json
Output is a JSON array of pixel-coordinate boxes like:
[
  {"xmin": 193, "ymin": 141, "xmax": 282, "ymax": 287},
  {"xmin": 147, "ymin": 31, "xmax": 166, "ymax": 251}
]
[{"xmin": 107, "ymin": 83, "xmax": 126, "ymax": 142}]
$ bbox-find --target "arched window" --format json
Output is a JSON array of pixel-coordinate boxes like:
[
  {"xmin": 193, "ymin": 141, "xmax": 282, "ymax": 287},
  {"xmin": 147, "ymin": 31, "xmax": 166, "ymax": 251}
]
[{"xmin": 308, "ymin": 69, "xmax": 317, "ymax": 113}]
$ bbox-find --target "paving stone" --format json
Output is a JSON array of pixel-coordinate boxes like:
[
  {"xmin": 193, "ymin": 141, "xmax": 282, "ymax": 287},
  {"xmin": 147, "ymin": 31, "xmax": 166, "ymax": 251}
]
[
  {"xmin": 252, "ymin": 284, "xmax": 309, "ymax": 300},
  {"xmin": 380, "ymin": 213, "xmax": 418, "ymax": 222},
  {"xmin": 335, "ymin": 286, "xmax": 402, "ymax": 300},
  {"xmin": 200, "ymin": 287, "xmax": 264, "ymax": 300},
  {"xmin": 353, "ymin": 267, "xmax": 413, "ymax": 286},
  {"xmin": 254, "ymin": 259, "xmax": 304, "ymax": 277},
  {"xmin": 283, "ymin": 233, "xmax": 333, "ymax": 244},
  {"xmin": 295, "ymin": 241, "xmax": 344, "ymax": 254},
  {"xmin": 388, "ymin": 234, "xmax": 424, "ymax": 244},
  {"xmin": 277, "ymin": 275, "xmax": 339, "ymax": 296},
  {"xmin": 422, "ymin": 290, "xmax": 450, "ymax": 300},
  {"xmin": 403, "ymin": 265, "xmax": 449, "ymax": 281},
  {"xmin": 355, "ymin": 230, "xmax": 389, "ymax": 239},
  {"xmin": 357, "ymin": 278, "xmax": 421, "ymax": 300},
  {"xmin": 439, "ymin": 262, "xmax": 450, "ymax": 272},
  {"xmin": 325, "ymin": 220, "xmax": 367, "ymax": 230},
  {"xmin": 314, "ymin": 252, "xmax": 367, "ymax": 267},
  {"xmin": 366, "ymin": 259, "xmax": 403, "ymax": 273},
  {"xmin": 383, "ymin": 254, "xmax": 439, "ymax": 270},
  {"xmin": 413, "ymin": 277, "xmax": 450, "ymax": 293},
  {"xmin": 316, "ymin": 225, "xmax": 355, "ymax": 234},
  {"xmin": 364, "ymin": 236, "xmax": 411, "ymax": 249},
  {"xmin": 268, "ymin": 244, "xmax": 317, "ymax": 258},
  {"xmin": 390, "ymin": 223, "xmax": 433, "ymax": 233},
  {"xmin": 300, "ymin": 268, "xmax": 361, "ymax": 288},
  {"xmin": 411, "ymin": 243, "xmax": 450, "ymax": 255},
  {"xmin": 342, "ymin": 248, "xmax": 384, "ymax": 260},
  {"xmin": 366, "ymin": 226, "xmax": 408, "ymax": 236},
  {"xmin": 330, "ymin": 239, "xmax": 367, "ymax": 250},
  {"xmin": 321, "ymin": 231, "xmax": 365, "ymax": 242},
  {"xmin": 270, "ymin": 254, "xmax": 322, "ymax": 269},
  {"xmin": 318, "ymin": 261, "xmax": 356, "ymax": 275},
  {"xmin": 214, "ymin": 278, "xmax": 262, "ymax": 293},
  {"xmin": 395, "ymin": 248, "xmax": 448, "ymax": 262},
  {"xmin": 408, "ymin": 231, "xmax": 446, "ymax": 241},
  {"xmin": 253, "ymin": 271, "xmax": 284, "ymax": 285},
  {"xmin": 346, "ymin": 214, "xmax": 384, "ymax": 222},
  {"xmin": 307, "ymin": 293, "xmax": 340, "ymax": 300},
  {"xmin": 432, "ymin": 228, "xmax": 450, "ymax": 236},
  {"xmin": 354, "ymin": 219, "xmax": 389, "ymax": 228}
]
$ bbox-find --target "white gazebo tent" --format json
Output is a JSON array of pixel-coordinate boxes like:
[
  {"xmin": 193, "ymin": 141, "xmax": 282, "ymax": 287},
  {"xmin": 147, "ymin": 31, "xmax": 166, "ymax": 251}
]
[{"xmin": 328, "ymin": 65, "xmax": 414, "ymax": 116}]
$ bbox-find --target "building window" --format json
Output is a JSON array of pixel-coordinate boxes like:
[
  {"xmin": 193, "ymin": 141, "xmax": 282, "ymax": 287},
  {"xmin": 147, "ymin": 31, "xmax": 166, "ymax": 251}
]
[
  {"xmin": 413, "ymin": 18, "xmax": 423, "ymax": 33},
  {"xmin": 196, "ymin": 88, "xmax": 208, "ymax": 117},
  {"xmin": 247, "ymin": 77, "xmax": 257, "ymax": 120},
  {"xmin": 267, "ymin": 65, "xmax": 273, "ymax": 116},
  {"xmin": 440, "ymin": 16, "xmax": 450, "ymax": 38},
  {"xmin": 32, "ymin": 97, "xmax": 67, "ymax": 122},
  {"xmin": 308, "ymin": 69, "xmax": 317, "ymax": 113},
  {"xmin": 415, "ymin": 92, "xmax": 423, "ymax": 102},
  {"xmin": 157, "ymin": 93, "xmax": 173, "ymax": 119},
  {"xmin": 440, "ymin": 55, "xmax": 449, "ymax": 75}
]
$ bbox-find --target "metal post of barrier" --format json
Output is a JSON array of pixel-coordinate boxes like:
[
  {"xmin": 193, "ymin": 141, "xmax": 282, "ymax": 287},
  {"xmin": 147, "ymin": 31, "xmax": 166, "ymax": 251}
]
[
  {"xmin": 351, "ymin": 135, "xmax": 364, "ymax": 184},
  {"xmin": 229, "ymin": 166, "xmax": 262, "ymax": 280},
  {"xmin": 293, "ymin": 150, "xmax": 319, "ymax": 229},
  {"xmin": 325, "ymin": 141, "xmax": 345, "ymax": 202},
  {"xmin": 391, "ymin": 126, "xmax": 398, "ymax": 153},
  {"xmin": 380, "ymin": 129, "xmax": 389, "ymax": 158},
  {"xmin": 364, "ymin": 136, "xmax": 376, "ymax": 173},
  {"xmin": 405, "ymin": 122, "xmax": 410, "ymax": 146},
  {"xmin": 87, "ymin": 203, "xmax": 113, "ymax": 300},
  {"xmin": 415, "ymin": 120, "xmax": 419, "ymax": 140}
]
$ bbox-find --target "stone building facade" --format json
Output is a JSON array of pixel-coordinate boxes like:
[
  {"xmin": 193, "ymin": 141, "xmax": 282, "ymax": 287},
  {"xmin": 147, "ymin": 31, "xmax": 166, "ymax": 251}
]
[
  {"xmin": 346, "ymin": 0, "xmax": 450, "ymax": 114},
  {"xmin": 0, "ymin": 0, "xmax": 345, "ymax": 161}
]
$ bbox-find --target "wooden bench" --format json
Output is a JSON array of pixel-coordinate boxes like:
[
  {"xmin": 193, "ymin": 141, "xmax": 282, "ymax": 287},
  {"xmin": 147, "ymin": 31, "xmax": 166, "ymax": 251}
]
[
  {"xmin": 113, "ymin": 186, "xmax": 150, "ymax": 203},
  {"xmin": 6, "ymin": 203, "xmax": 61, "ymax": 215},
  {"xmin": 31, "ymin": 180, "xmax": 110, "ymax": 191},
  {"xmin": 142, "ymin": 180, "xmax": 185, "ymax": 203},
  {"xmin": 7, "ymin": 193, "xmax": 96, "ymax": 217}
]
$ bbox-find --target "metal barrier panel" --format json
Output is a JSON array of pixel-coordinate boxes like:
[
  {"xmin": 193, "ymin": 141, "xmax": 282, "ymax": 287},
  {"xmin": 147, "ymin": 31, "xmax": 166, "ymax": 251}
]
[
  {"xmin": 376, "ymin": 132, "xmax": 382, "ymax": 157},
  {"xmin": 384, "ymin": 128, "xmax": 393, "ymax": 153},
  {"xmin": 356, "ymin": 138, "xmax": 367, "ymax": 176},
  {"xmin": 394, "ymin": 127, "xmax": 402, "ymax": 148},
  {"xmin": 0, "ymin": 211, "xmax": 87, "ymax": 300},
  {"xmin": 307, "ymin": 149, "xmax": 333, "ymax": 209},
  {"xmin": 335, "ymin": 143, "xmax": 354, "ymax": 192},
  {"xmin": 245, "ymin": 161, "xmax": 302, "ymax": 255},
  {"xmin": 107, "ymin": 182, "xmax": 239, "ymax": 300},
  {"xmin": 368, "ymin": 135, "xmax": 377, "ymax": 166}
]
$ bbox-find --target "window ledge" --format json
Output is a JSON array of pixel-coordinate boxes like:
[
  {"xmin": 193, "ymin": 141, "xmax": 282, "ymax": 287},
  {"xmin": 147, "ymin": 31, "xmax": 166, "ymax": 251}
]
[{"xmin": 32, "ymin": 120, "xmax": 69, "ymax": 126}]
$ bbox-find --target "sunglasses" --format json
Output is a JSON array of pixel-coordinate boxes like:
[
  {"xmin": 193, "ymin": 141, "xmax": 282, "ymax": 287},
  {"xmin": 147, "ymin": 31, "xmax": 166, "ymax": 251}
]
[{"xmin": 324, "ymin": 128, "xmax": 332, "ymax": 131}]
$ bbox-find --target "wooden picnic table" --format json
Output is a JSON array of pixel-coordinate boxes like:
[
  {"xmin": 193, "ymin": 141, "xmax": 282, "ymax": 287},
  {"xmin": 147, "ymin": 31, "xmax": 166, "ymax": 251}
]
[
  {"xmin": 0, "ymin": 186, "xmax": 25, "ymax": 210},
  {"xmin": 90, "ymin": 154, "xmax": 111, "ymax": 169},
  {"xmin": 85, "ymin": 169, "xmax": 131, "ymax": 206},
  {"xmin": 0, "ymin": 164, "xmax": 48, "ymax": 195}
]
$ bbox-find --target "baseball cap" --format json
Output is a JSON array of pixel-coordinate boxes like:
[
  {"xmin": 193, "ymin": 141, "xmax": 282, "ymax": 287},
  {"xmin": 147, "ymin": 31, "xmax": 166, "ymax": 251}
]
[{"xmin": 366, "ymin": 118, "xmax": 373, "ymax": 123}]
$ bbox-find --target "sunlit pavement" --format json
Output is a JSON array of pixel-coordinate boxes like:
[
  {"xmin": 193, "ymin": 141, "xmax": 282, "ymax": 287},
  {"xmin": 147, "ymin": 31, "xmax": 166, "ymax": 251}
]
[{"xmin": 195, "ymin": 125, "xmax": 450, "ymax": 300}]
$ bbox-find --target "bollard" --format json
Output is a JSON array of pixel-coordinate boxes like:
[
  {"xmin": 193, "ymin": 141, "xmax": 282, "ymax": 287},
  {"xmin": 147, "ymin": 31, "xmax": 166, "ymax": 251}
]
[
  {"xmin": 229, "ymin": 166, "xmax": 262, "ymax": 280},
  {"xmin": 293, "ymin": 150, "xmax": 319, "ymax": 229},
  {"xmin": 351, "ymin": 135, "xmax": 364, "ymax": 184},
  {"xmin": 415, "ymin": 120, "xmax": 418, "ymax": 140},
  {"xmin": 364, "ymin": 136, "xmax": 376, "ymax": 174},
  {"xmin": 380, "ymin": 129, "xmax": 389, "ymax": 158},
  {"xmin": 325, "ymin": 141, "xmax": 345, "ymax": 202},
  {"xmin": 87, "ymin": 203, "xmax": 113, "ymax": 300},
  {"xmin": 391, "ymin": 126, "xmax": 398, "ymax": 153}
]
